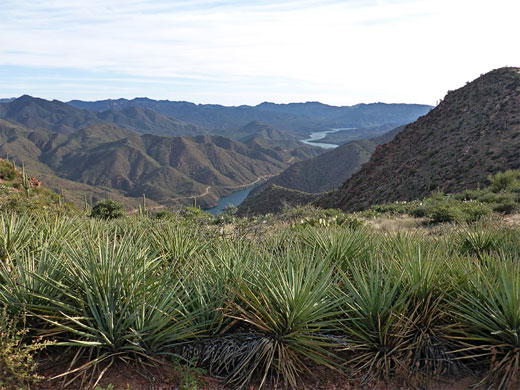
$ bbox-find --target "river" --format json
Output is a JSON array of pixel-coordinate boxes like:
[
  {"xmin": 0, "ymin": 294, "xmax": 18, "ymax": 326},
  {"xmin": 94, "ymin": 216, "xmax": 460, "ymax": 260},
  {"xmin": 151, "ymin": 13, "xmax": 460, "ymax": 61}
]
[
  {"xmin": 300, "ymin": 127, "xmax": 355, "ymax": 149},
  {"xmin": 204, "ymin": 184, "xmax": 260, "ymax": 215}
]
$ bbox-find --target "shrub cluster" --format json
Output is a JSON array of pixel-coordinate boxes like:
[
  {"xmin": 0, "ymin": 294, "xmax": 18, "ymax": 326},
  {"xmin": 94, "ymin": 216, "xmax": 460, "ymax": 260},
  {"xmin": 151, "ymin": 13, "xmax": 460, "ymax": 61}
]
[{"xmin": 366, "ymin": 170, "xmax": 520, "ymax": 224}]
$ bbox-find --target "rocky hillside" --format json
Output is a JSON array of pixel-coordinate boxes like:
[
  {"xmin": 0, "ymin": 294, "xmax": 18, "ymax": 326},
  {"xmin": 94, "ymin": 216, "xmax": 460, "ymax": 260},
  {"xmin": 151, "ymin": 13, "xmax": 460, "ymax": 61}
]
[{"xmin": 318, "ymin": 67, "xmax": 520, "ymax": 211}]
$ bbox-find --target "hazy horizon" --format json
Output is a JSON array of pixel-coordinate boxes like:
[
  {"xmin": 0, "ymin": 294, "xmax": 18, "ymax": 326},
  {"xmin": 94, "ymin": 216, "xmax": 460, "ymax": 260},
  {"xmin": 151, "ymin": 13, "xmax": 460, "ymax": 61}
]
[{"xmin": 2, "ymin": 0, "xmax": 519, "ymax": 106}]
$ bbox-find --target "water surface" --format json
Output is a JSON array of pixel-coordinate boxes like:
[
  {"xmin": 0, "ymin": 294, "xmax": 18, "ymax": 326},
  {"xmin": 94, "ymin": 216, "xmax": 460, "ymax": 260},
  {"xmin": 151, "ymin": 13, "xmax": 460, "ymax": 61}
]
[
  {"xmin": 300, "ymin": 128, "xmax": 355, "ymax": 149},
  {"xmin": 204, "ymin": 184, "xmax": 260, "ymax": 215}
]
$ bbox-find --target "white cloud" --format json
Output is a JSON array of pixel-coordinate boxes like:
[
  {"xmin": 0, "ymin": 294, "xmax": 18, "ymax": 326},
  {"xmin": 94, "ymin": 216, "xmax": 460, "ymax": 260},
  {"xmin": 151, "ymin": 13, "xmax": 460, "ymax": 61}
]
[{"xmin": 1, "ymin": 0, "xmax": 519, "ymax": 105}]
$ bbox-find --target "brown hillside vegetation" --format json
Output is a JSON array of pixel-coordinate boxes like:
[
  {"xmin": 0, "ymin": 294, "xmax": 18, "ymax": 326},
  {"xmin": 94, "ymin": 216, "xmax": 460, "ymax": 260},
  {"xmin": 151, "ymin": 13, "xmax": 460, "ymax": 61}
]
[{"xmin": 318, "ymin": 67, "xmax": 520, "ymax": 211}]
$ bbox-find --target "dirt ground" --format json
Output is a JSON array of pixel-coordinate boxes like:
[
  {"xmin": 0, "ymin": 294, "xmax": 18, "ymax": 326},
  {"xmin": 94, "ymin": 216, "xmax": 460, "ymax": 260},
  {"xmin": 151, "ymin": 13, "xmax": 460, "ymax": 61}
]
[{"xmin": 33, "ymin": 355, "xmax": 484, "ymax": 390}]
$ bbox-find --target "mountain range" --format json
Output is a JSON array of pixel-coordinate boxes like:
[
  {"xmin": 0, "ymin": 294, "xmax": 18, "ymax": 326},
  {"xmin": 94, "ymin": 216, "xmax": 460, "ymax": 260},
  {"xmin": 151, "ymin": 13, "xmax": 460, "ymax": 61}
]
[
  {"xmin": 68, "ymin": 98, "xmax": 431, "ymax": 136},
  {"xmin": 0, "ymin": 118, "xmax": 320, "ymax": 208},
  {"xmin": 0, "ymin": 95, "xmax": 432, "ymax": 209}
]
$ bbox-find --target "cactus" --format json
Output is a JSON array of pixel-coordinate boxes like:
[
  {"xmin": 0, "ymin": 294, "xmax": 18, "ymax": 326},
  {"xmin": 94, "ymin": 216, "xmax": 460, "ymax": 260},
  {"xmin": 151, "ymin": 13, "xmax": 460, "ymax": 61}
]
[
  {"xmin": 83, "ymin": 194, "xmax": 89, "ymax": 213},
  {"xmin": 58, "ymin": 188, "xmax": 64, "ymax": 208},
  {"xmin": 21, "ymin": 161, "xmax": 30, "ymax": 197},
  {"xmin": 193, "ymin": 197, "xmax": 197, "ymax": 208},
  {"xmin": 139, "ymin": 194, "xmax": 147, "ymax": 217}
]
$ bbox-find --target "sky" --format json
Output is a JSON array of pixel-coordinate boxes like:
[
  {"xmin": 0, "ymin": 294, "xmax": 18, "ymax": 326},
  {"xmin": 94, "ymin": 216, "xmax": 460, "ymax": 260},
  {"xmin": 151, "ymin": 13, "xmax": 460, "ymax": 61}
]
[{"xmin": 1, "ymin": 0, "xmax": 519, "ymax": 106}]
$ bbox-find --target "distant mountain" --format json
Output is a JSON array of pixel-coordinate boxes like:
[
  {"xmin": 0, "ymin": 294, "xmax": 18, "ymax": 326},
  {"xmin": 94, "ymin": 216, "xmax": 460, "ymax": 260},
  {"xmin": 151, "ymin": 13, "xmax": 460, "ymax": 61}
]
[
  {"xmin": 0, "ymin": 96, "xmax": 206, "ymax": 137},
  {"xmin": 0, "ymin": 95, "xmax": 103, "ymax": 134},
  {"xmin": 68, "ymin": 98, "xmax": 432, "ymax": 136},
  {"xmin": 253, "ymin": 126, "xmax": 404, "ymax": 194},
  {"xmin": 68, "ymin": 98, "xmax": 315, "ymax": 135},
  {"xmin": 255, "ymin": 102, "xmax": 432, "ymax": 129},
  {"xmin": 0, "ymin": 98, "xmax": 15, "ymax": 103},
  {"xmin": 214, "ymin": 120, "xmax": 298, "ymax": 142},
  {"xmin": 97, "ymin": 106, "xmax": 207, "ymax": 137},
  {"xmin": 0, "ymin": 119, "xmax": 321, "ymax": 208},
  {"xmin": 318, "ymin": 67, "xmax": 520, "ymax": 211}
]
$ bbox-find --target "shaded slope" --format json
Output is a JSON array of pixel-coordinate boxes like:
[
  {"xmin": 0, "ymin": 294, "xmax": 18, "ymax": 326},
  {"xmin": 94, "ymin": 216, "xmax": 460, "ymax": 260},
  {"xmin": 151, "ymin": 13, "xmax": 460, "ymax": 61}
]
[
  {"xmin": 318, "ymin": 67, "xmax": 520, "ymax": 211},
  {"xmin": 97, "ymin": 106, "xmax": 207, "ymax": 136},
  {"xmin": 214, "ymin": 120, "xmax": 299, "ymax": 142}
]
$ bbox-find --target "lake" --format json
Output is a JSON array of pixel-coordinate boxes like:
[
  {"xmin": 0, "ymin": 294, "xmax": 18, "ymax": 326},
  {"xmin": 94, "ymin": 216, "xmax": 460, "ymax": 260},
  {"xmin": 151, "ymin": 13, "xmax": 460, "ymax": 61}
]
[
  {"xmin": 204, "ymin": 184, "xmax": 260, "ymax": 215},
  {"xmin": 300, "ymin": 127, "xmax": 355, "ymax": 149}
]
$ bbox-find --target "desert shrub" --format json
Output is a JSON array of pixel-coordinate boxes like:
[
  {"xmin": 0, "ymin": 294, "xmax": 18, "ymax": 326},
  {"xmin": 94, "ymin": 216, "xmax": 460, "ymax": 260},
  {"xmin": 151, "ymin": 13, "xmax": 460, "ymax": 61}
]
[
  {"xmin": 488, "ymin": 170, "xmax": 520, "ymax": 193},
  {"xmin": 427, "ymin": 202, "xmax": 464, "ymax": 224},
  {"xmin": 0, "ymin": 164, "xmax": 16, "ymax": 181},
  {"xmin": 493, "ymin": 200, "xmax": 519, "ymax": 214},
  {"xmin": 89, "ymin": 199, "xmax": 125, "ymax": 219},
  {"xmin": 0, "ymin": 308, "xmax": 49, "ymax": 390},
  {"xmin": 154, "ymin": 209, "xmax": 175, "ymax": 220},
  {"xmin": 459, "ymin": 201, "xmax": 492, "ymax": 222}
]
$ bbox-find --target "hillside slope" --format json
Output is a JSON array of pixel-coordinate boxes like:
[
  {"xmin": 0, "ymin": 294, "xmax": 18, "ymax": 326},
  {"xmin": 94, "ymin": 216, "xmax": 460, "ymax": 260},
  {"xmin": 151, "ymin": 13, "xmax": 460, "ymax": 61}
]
[{"xmin": 318, "ymin": 67, "xmax": 520, "ymax": 211}]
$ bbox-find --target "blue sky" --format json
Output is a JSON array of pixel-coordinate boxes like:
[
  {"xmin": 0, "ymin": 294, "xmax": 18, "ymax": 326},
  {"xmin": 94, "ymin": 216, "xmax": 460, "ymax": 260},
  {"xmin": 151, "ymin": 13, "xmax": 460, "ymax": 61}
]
[{"xmin": 1, "ymin": 0, "xmax": 519, "ymax": 106}]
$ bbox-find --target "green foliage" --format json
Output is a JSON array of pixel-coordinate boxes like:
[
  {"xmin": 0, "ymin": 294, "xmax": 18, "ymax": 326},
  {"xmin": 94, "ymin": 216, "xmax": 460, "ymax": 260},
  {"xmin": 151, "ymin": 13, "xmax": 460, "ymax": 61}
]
[
  {"xmin": 90, "ymin": 199, "xmax": 125, "ymax": 219},
  {"xmin": 488, "ymin": 169, "xmax": 520, "ymax": 193},
  {"xmin": 226, "ymin": 252, "xmax": 343, "ymax": 388},
  {"xmin": 0, "ymin": 206, "xmax": 519, "ymax": 388},
  {"xmin": 450, "ymin": 259, "xmax": 520, "ymax": 389},
  {"xmin": 367, "ymin": 170, "xmax": 520, "ymax": 223},
  {"xmin": 0, "ymin": 308, "xmax": 50, "ymax": 390},
  {"xmin": 0, "ymin": 164, "xmax": 16, "ymax": 181}
]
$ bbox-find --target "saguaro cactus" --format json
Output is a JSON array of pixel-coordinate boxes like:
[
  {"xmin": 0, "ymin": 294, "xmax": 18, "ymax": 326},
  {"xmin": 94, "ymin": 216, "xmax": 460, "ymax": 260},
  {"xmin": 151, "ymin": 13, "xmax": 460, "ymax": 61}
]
[
  {"xmin": 139, "ymin": 194, "xmax": 147, "ymax": 216},
  {"xmin": 21, "ymin": 161, "xmax": 30, "ymax": 197}
]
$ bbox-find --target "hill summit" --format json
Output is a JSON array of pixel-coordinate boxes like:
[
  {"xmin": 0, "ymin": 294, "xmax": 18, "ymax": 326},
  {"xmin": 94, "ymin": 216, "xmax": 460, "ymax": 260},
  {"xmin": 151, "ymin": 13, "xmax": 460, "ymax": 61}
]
[{"xmin": 318, "ymin": 67, "xmax": 520, "ymax": 211}]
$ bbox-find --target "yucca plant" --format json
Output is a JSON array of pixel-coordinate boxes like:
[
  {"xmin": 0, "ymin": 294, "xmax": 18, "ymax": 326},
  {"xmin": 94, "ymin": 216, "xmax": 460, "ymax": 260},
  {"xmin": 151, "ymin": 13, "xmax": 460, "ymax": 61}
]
[
  {"xmin": 337, "ymin": 258, "xmax": 412, "ymax": 384},
  {"xmin": 298, "ymin": 226, "xmax": 372, "ymax": 269},
  {"xmin": 219, "ymin": 251, "xmax": 344, "ymax": 389},
  {"xmin": 0, "ymin": 251, "xmax": 70, "ymax": 325},
  {"xmin": 457, "ymin": 222, "xmax": 501, "ymax": 260},
  {"xmin": 391, "ymin": 243, "xmax": 462, "ymax": 382},
  {"xmin": 0, "ymin": 213, "xmax": 35, "ymax": 264},
  {"xmin": 21, "ymin": 230, "xmax": 208, "ymax": 387},
  {"xmin": 449, "ymin": 257, "xmax": 520, "ymax": 389},
  {"xmin": 149, "ymin": 222, "xmax": 213, "ymax": 266}
]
